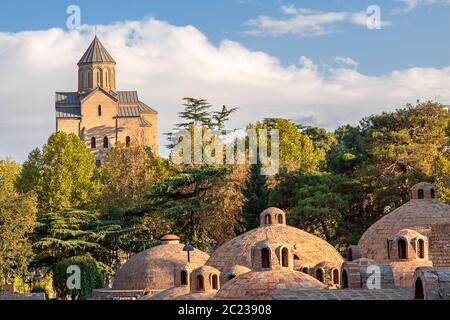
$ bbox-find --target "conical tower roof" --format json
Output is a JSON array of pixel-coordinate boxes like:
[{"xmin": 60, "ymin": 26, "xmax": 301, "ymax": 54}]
[{"xmin": 78, "ymin": 36, "xmax": 116, "ymax": 65}]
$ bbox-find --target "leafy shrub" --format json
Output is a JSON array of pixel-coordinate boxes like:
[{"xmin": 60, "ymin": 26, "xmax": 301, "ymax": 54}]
[{"xmin": 53, "ymin": 255, "xmax": 105, "ymax": 300}]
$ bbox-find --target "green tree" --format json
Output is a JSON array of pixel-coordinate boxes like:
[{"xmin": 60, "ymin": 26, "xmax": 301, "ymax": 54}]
[
  {"xmin": 270, "ymin": 173, "xmax": 365, "ymax": 250},
  {"xmin": 212, "ymin": 105, "xmax": 239, "ymax": 130},
  {"xmin": 299, "ymin": 125, "xmax": 337, "ymax": 156},
  {"xmin": 0, "ymin": 188, "xmax": 37, "ymax": 284},
  {"xmin": 100, "ymin": 142, "xmax": 171, "ymax": 210},
  {"xmin": 126, "ymin": 166, "xmax": 233, "ymax": 249},
  {"xmin": 16, "ymin": 132, "xmax": 101, "ymax": 212},
  {"xmin": 252, "ymin": 118, "xmax": 325, "ymax": 173},
  {"xmin": 32, "ymin": 208, "xmax": 109, "ymax": 270},
  {"xmin": 0, "ymin": 158, "xmax": 20, "ymax": 192},
  {"xmin": 53, "ymin": 255, "xmax": 105, "ymax": 300},
  {"xmin": 241, "ymin": 161, "xmax": 269, "ymax": 232},
  {"xmin": 178, "ymin": 97, "xmax": 212, "ymax": 128}
]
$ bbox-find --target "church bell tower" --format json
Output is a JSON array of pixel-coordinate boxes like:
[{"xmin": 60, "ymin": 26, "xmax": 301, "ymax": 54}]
[{"xmin": 77, "ymin": 36, "xmax": 117, "ymax": 93}]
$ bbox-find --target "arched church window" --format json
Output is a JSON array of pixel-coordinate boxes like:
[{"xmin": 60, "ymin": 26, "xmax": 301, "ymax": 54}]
[
  {"xmin": 418, "ymin": 189, "xmax": 425, "ymax": 199},
  {"xmin": 281, "ymin": 247, "xmax": 289, "ymax": 268},
  {"xmin": 197, "ymin": 275, "xmax": 204, "ymax": 291},
  {"xmin": 91, "ymin": 137, "xmax": 96, "ymax": 149},
  {"xmin": 103, "ymin": 136, "xmax": 109, "ymax": 149},
  {"xmin": 98, "ymin": 105, "xmax": 102, "ymax": 117},
  {"xmin": 79, "ymin": 70, "xmax": 84, "ymax": 88},
  {"xmin": 417, "ymin": 239, "xmax": 425, "ymax": 259},
  {"xmin": 180, "ymin": 271, "xmax": 188, "ymax": 285},
  {"xmin": 97, "ymin": 70, "xmax": 101, "ymax": 86},
  {"xmin": 265, "ymin": 214, "xmax": 272, "ymax": 225},
  {"xmin": 261, "ymin": 248, "xmax": 271, "ymax": 269},
  {"xmin": 126, "ymin": 136, "xmax": 131, "ymax": 147},
  {"xmin": 398, "ymin": 239, "xmax": 407, "ymax": 259},
  {"xmin": 88, "ymin": 71, "xmax": 92, "ymax": 88}
]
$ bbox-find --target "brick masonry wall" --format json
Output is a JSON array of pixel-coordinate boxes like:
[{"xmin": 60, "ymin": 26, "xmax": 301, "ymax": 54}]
[{"xmin": 430, "ymin": 222, "xmax": 450, "ymax": 267}]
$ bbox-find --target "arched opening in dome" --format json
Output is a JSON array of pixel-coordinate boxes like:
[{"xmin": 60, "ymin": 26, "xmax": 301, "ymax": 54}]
[
  {"xmin": 414, "ymin": 278, "xmax": 424, "ymax": 300},
  {"xmin": 342, "ymin": 270, "xmax": 349, "ymax": 289},
  {"xmin": 332, "ymin": 269, "xmax": 339, "ymax": 285},
  {"xmin": 418, "ymin": 189, "xmax": 425, "ymax": 199},
  {"xmin": 302, "ymin": 267, "xmax": 309, "ymax": 274},
  {"xmin": 229, "ymin": 274, "xmax": 236, "ymax": 280},
  {"xmin": 348, "ymin": 248, "xmax": 353, "ymax": 262},
  {"xmin": 211, "ymin": 274, "xmax": 219, "ymax": 290},
  {"xmin": 277, "ymin": 214, "xmax": 283, "ymax": 224},
  {"xmin": 180, "ymin": 271, "xmax": 188, "ymax": 285},
  {"xmin": 417, "ymin": 239, "xmax": 425, "ymax": 259},
  {"xmin": 316, "ymin": 269, "xmax": 324, "ymax": 283},
  {"xmin": 261, "ymin": 248, "xmax": 271, "ymax": 269},
  {"xmin": 196, "ymin": 275, "xmax": 205, "ymax": 291},
  {"xmin": 387, "ymin": 240, "xmax": 391, "ymax": 259},
  {"xmin": 281, "ymin": 247, "xmax": 289, "ymax": 268},
  {"xmin": 430, "ymin": 188, "xmax": 435, "ymax": 199},
  {"xmin": 398, "ymin": 239, "xmax": 407, "ymax": 259},
  {"xmin": 264, "ymin": 214, "xmax": 272, "ymax": 225}
]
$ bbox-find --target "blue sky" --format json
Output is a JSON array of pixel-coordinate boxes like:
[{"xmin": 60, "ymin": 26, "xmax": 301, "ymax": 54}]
[
  {"xmin": 1, "ymin": 0, "xmax": 449, "ymax": 75},
  {"xmin": 0, "ymin": 0, "xmax": 450, "ymax": 161}
]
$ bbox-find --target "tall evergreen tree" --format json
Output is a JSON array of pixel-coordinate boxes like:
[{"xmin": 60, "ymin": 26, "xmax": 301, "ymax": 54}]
[
  {"xmin": 125, "ymin": 166, "xmax": 232, "ymax": 249},
  {"xmin": 178, "ymin": 97, "xmax": 212, "ymax": 128},
  {"xmin": 241, "ymin": 160, "xmax": 269, "ymax": 232},
  {"xmin": 212, "ymin": 105, "xmax": 239, "ymax": 130}
]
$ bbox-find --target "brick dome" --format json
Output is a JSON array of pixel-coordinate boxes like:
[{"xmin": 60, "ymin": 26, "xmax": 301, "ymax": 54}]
[
  {"xmin": 113, "ymin": 237, "xmax": 209, "ymax": 291},
  {"xmin": 260, "ymin": 207, "xmax": 286, "ymax": 226},
  {"xmin": 144, "ymin": 286, "xmax": 189, "ymax": 300},
  {"xmin": 214, "ymin": 271, "xmax": 326, "ymax": 300},
  {"xmin": 228, "ymin": 265, "xmax": 251, "ymax": 279},
  {"xmin": 207, "ymin": 208, "xmax": 344, "ymax": 283},
  {"xmin": 358, "ymin": 183, "xmax": 450, "ymax": 262}
]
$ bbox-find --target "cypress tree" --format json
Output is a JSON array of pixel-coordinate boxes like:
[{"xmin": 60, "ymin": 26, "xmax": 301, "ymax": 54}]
[{"xmin": 241, "ymin": 161, "xmax": 269, "ymax": 232}]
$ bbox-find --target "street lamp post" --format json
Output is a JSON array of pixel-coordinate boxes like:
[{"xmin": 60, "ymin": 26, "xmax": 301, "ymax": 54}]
[{"xmin": 183, "ymin": 243, "xmax": 194, "ymax": 263}]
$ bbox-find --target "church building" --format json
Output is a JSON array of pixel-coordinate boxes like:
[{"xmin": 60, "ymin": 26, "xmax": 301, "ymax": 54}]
[{"xmin": 55, "ymin": 36, "xmax": 158, "ymax": 165}]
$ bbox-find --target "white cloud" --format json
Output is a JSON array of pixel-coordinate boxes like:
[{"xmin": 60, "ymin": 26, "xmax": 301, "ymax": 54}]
[
  {"xmin": 0, "ymin": 17, "xmax": 450, "ymax": 161},
  {"xmin": 334, "ymin": 57, "xmax": 359, "ymax": 68},
  {"xmin": 244, "ymin": 6, "xmax": 391, "ymax": 37},
  {"xmin": 394, "ymin": 0, "xmax": 450, "ymax": 13}
]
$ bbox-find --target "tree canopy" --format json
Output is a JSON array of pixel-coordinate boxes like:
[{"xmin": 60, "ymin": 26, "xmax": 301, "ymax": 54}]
[{"xmin": 16, "ymin": 132, "xmax": 101, "ymax": 212}]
